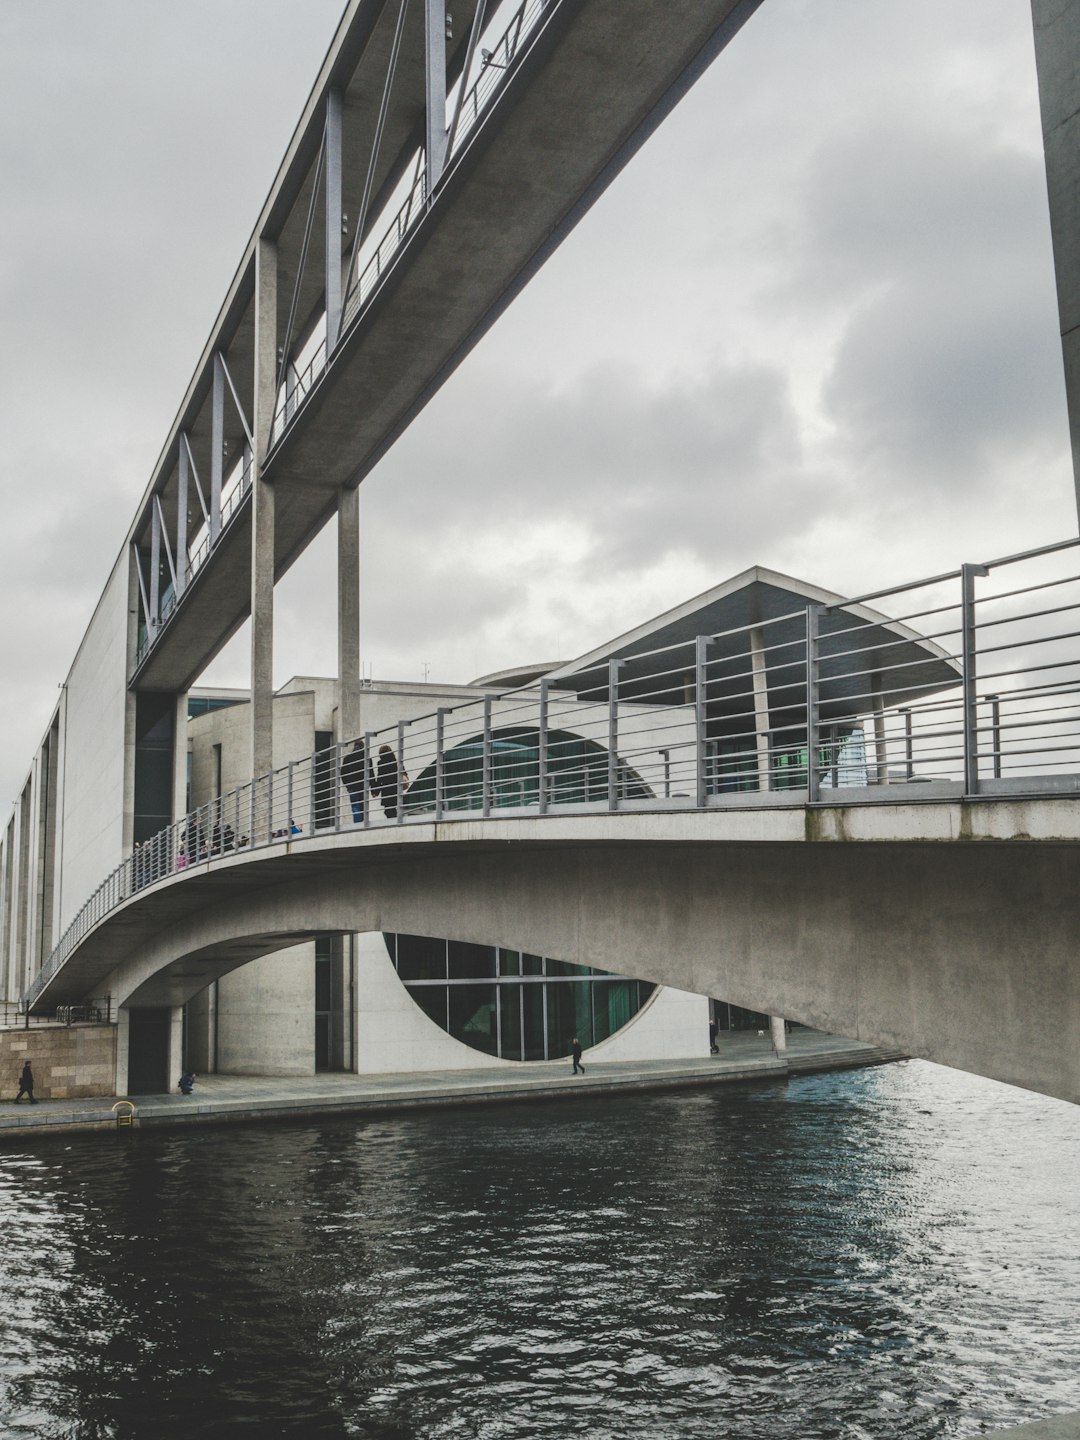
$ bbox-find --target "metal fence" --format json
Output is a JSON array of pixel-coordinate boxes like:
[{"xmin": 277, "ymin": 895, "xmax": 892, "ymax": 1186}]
[
  {"xmin": 1, "ymin": 997, "xmax": 113, "ymax": 1029},
  {"xmin": 29, "ymin": 535, "xmax": 1080, "ymax": 1005}
]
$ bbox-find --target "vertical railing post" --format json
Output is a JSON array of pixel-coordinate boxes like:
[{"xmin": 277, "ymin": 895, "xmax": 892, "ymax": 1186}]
[
  {"xmin": 538, "ymin": 681, "xmax": 549, "ymax": 813},
  {"xmin": 363, "ymin": 731, "xmax": 373, "ymax": 828},
  {"xmin": 396, "ymin": 721, "xmax": 405, "ymax": 823},
  {"xmin": 482, "ymin": 697, "xmax": 492, "ymax": 818},
  {"xmin": 435, "ymin": 709, "xmax": 446, "ymax": 819},
  {"xmin": 806, "ymin": 605, "xmax": 821, "ymax": 802},
  {"xmin": 606, "ymin": 662, "xmax": 621, "ymax": 810},
  {"xmin": 695, "ymin": 636, "xmax": 709, "ymax": 807},
  {"xmin": 988, "ymin": 694, "xmax": 1002, "ymax": 781},
  {"xmin": 899, "ymin": 706, "xmax": 913, "ymax": 782},
  {"xmin": 961, "ymin": 563, "xmax": 988, "ymax": 795}
]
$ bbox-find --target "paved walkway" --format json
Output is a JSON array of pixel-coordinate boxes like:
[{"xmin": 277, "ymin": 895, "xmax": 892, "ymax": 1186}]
[{"xmin": 0, "ymin": 1030, "xmax": 904, "ymax": 1143}]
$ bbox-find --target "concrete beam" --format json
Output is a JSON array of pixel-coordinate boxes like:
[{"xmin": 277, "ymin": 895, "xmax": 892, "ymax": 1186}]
[{"xmin": 30, "ymin": 796, "xmax": 1080, "ymax": 1104}]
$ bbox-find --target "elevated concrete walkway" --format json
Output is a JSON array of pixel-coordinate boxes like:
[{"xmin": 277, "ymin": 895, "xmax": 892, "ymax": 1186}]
[{"xmin": 0, "ymin": 1030, "xmax": 902, "ymax": 1144}]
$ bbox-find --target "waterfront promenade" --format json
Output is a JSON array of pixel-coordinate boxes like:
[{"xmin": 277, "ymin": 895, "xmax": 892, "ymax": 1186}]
[{"xmin": 0, "ymin": 1029, "xmax": 902, "ymax": 1142}]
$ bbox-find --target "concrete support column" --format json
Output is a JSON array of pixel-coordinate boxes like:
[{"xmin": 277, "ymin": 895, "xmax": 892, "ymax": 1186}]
[
  {"xmin": 172, "ymin": 693, "xmax": 188, "ymax": 820},
  {"xmin": 115, "ymin": 1008, "xmax": 130, "ymax": 1095},
  {"xmin": 749, "ymin": 626, "xmax": 771, "ymax": 792},
  {"xmin": 1032, "ymin": 0, "xmax": 1080, "ymax": 519},
  {"xmin": 250, "ymin": 237, "xmax": 278, "ymax": 780},
  {"xmin": 167, "ymin": 1004, "xmax": 185, "ymax": 1088},
  {"xmin": 769, "ymin": 1014, "xmax": 787, "ymax": 1055},
  {"xmin": 872, "ymin": 679, "xmax": 889, "ymax": 786},
  {"xmin": 337, "ymin": 485, "xmax": 361, "ymax": 741}
]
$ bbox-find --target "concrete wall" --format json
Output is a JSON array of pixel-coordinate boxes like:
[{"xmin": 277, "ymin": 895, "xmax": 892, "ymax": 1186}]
[
  {"xmin": 213, "ymin": 943, "xmax": 315, "ymax": 1076},
  {"xmin": 0, "ymin": 1023, "xmax": 117, "ymax": 1099},
  {"xmin": 353, "ymin": 931, "xmax": 709, "ymax": 1072},
  {"xmin": 588, "ymin": 984, "xmax": 710, "ymax": 1062},
  {"xmin": 55, "ymin": 560, "xmax": 132, "ymax": 933}
]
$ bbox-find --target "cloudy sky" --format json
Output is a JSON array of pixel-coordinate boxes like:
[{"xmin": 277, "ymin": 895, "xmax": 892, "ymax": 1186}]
[{"xmin": 0, "ymin": 0, "xmax": 1074, "ymax": 806}]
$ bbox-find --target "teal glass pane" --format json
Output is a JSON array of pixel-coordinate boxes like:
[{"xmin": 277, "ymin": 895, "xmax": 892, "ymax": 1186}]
[
  {"xmin": 448, "ymin": 984, "xmax": 498, "ymax": 1056},
  {"xmin": 522, "ymin": 983, "xmax": 546, "ymax": 1059},
  {"xmin": 498, "ymin": 985, "xmax": 522, "ymax": 1060},
  {"xmin": 406, "ymin": 984, "xmax": 448, "ymax": 1031},
  {"xmin": 396, "ymin": 934, "xmax": 447, "ymax": 981},
  {"xmin": 546, "ymin": 980, "xmax": 593, "ymax": 1058},
  {"xmin": 498, "ymin": 948, "xmax": 521, "ymax": 976},
  {"xmin": 448, "ymin": 941, "xmax": 496, "ymax": 980}
]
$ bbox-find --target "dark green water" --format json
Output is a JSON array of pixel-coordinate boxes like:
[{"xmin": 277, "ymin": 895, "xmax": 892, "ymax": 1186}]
[{"xmin": 0, "ymin": 1060, "xmax": 1077, "ymax": 1439}]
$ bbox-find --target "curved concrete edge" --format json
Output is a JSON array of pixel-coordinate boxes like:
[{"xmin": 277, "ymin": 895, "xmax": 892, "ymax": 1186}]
[{"xmin": 989, "ymin": 1416, "xmax": 1080, "ymax": 1437}]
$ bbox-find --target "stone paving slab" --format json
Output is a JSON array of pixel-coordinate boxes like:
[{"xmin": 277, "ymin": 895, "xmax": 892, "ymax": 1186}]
[{"xmin": 0, "ymin": 1031, "xmax": 904, "ymax": 1143}]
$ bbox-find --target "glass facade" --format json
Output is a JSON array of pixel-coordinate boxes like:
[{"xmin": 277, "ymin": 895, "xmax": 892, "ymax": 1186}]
[
  {"xmin": 385, "ymin": 933, "xmax": 656, "ymax": 1062},
  {"xmin": 404, "ymin": 727, "xmax": 650, "ymax": 813}
]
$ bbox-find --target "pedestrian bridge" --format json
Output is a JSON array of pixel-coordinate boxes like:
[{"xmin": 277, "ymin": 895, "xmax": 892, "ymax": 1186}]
[
  {"xmin": 26, "ymin": 541, "xmax": 1080, "ymax": 1106},
  {"xmin": 22, "ymin": 799, "xmax": 1080, "ymax": 1106}
]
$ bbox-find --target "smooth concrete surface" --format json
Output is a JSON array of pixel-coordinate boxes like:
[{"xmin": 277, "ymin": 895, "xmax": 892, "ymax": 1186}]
[
  {"xmin": 35, "ymin": 799, "xmax": 1080, "ymax": 1103},
  {"xmin": 0, "ymin": 1030, "xmax": 902, "ymax": 1143}
]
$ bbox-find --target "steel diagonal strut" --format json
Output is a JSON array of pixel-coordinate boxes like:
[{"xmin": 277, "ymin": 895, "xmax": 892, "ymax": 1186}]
[{"xmin": 128, "ymin": 0, "xmax": 767, "ymax": 693}]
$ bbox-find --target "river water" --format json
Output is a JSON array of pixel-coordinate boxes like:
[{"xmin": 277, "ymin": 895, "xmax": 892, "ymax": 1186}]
[{"xmin": 0, "ymin": 1060, "xmax": 1077, "ymax": 1439}]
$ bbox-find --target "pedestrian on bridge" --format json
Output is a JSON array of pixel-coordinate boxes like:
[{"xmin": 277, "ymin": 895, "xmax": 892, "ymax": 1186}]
[
  {"xmin": 14, "ymin": 1060, "xmax": 36, "ymax": 1104},
  {"xmin": 341, "ymin": 740, "xmax": 372, "ymax": 824},
  {"xmin": 374, "ymin": 744, "xmax": 406, "ymax": 820}
]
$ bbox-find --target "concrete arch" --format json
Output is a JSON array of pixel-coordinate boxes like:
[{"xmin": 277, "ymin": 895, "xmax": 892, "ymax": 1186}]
[{"xmin": 46, "ymin": 805, "xmax": 1079, "ymax": 1105}]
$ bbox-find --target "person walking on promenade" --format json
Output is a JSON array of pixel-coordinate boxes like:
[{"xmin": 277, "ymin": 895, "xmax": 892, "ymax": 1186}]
[
  {"xmin": 340, "ymin": 740, "xmax": 371, "ymax": 825},
  {"xmin": 571, "ymin": 1036, "xmax": 585, "ymax": 1076},
  {"xmin": 374, "ymin": 744, "xmax": 406, "ymax": 820},
  {"xmin": 178, "ymin": 1071, "xmax": 196, "ymax": 1096},
  {"xmin": 709, "ymin": 1018, "xmax": 719, "ymax": 1054},
  {"xmin": 14, "ymin": 1060, "xmax": 36, "ymax": 1104}
]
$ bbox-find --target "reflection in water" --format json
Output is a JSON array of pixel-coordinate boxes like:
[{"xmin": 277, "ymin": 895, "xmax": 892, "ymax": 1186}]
[{"xmin": 0, "ymin": 1061, "xmax": 1077, "ymax": 1438}]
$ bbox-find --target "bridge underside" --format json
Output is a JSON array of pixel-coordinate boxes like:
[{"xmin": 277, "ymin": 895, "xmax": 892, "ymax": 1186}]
[{"xmin": 38, "ymin": 811, "xmax": 1080, "ymax": 1105}]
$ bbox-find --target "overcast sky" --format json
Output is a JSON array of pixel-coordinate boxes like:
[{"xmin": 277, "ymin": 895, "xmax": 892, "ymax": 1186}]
[{"xmin": 0, "ymin": 0, "xmax": 1074, "ymax": 806}]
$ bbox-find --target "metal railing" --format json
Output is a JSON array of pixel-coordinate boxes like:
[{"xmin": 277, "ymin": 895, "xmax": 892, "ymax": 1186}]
[
  {"xmin": 29, "ymin": 535, "xmax": 1080, "ymax": 1006},
  {"xmin": 0, "ymin": 997, "xmax": 113, "ymax": 1029}
]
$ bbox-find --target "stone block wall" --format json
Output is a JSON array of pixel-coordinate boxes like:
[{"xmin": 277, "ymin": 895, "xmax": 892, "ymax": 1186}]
[{"xmin": 0, "ymin": 1023, "xmax": 117, "ymax": 1099}]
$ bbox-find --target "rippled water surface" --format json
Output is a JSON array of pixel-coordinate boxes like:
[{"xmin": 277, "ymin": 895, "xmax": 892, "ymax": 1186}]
[{"xmin": 0, "ymin": 1061, "xmax": 1078, "ymax": 1439}]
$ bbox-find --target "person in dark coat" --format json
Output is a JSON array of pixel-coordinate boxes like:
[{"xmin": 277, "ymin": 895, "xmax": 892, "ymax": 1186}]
[
  {"xmin": 340, "ymin": 740, "xmax": 371, "ymax": 824},
  {"xmin": 178, "ymin": 1072, "xmax": 196, "ymax": 1096},
  {"xmin": 709, "ymin": 1018, "xmax": 719, "ymax": 1054},
  {"xmin": 571, "ymin": 1036, "xmax": 584, "ymax": 1076},
  {"xmin": 14, "ymin": 1060, "xmax": 36, "ymax": 1103},
  {"xmin": 374, "ymin": 744, "xmax": 405, "ymax": 820}
]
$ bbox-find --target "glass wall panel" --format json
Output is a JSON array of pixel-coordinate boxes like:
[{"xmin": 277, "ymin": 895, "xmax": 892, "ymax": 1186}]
[
  {"xmin": 448, "ymin": 984, "xmax": 498, "ymax": 1055},
  {"xmin": 498, "ymin": 948, "xmax": 520, "ymax": 976},
  {"xmin": 408, "ymin": 984, "xmax": 448, "ymax": 1032},
  {"xmin": 546, "ymin": 981, "xmax": 593, "ymax": 1059},
  {"xmin": 522, "ymin": 952, "xmax": 543, "ymax": 975},
  {"xmin": 498, "ymin": 985, "xmax": 522, "ymax": 1060},
  {"xmin": 397, "ymin": 934, "xmax": 447, "ymax": 982},
  {"xmin": 547, "ymin": 958, "xmax": 592, "ymax": 978},
  {"xmin": 448, "ymin": 941, "xmax": 496, "ymax": 980},
  {"xmin": 522, "ymin": 983, "xmax": 546, "ymax": 1060}
]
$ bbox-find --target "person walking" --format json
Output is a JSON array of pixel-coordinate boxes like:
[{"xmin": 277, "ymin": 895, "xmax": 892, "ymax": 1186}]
[
  {"xmin": 14, "ymin": 1060, "xmax": 36, "ymax": 1104},
  {"xmin": 340, "ymin": 740, "xmax": 371, "ymax": 824},
  {"xmin": 374, "ymin": 744, "xmax": 406, "ymax": 820},
  {"xmin": 571, "ymin": 1036, "xmax": 585, "ymax": 1076},
  {"xmin": 709, "ymin": 1018, "xmax": 719, "ymax": 1054}
]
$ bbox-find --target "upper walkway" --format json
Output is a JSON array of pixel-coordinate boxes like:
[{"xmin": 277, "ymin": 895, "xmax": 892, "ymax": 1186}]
[{"xmin": 128, "ymin": 0, "xmax": 763, "ymax": 690}]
